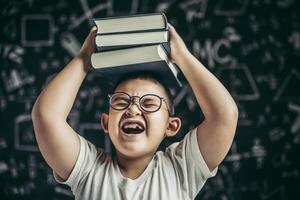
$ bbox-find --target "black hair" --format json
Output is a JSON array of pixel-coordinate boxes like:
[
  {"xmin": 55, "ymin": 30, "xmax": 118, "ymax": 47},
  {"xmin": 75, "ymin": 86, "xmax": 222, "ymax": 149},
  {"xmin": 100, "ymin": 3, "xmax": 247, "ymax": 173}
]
[{"xmin": 107, "ymin": 71, "xmax": 175, "ymax": 116}]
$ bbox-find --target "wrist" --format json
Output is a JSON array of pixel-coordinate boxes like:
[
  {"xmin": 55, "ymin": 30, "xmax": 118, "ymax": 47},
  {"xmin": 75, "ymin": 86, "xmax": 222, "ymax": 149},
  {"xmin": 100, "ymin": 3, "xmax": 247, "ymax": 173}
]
[
  {"xmin": 76, "ymin": 53, "xmax": 92, "ymax": 73},
  {"xmin": 173, "ymin": 50, "xmax": 193, "ymax": 65}
]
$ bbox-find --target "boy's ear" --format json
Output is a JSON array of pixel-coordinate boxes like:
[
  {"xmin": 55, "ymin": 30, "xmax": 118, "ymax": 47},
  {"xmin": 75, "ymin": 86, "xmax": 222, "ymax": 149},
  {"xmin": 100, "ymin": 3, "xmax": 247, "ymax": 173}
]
[
  {"xmin": 166, "ymin": 117, "xmax": 181, "ymax": 137},
  {"xmin": 100, "ymin": 113, "xmax": 109, "ymax": 133}
]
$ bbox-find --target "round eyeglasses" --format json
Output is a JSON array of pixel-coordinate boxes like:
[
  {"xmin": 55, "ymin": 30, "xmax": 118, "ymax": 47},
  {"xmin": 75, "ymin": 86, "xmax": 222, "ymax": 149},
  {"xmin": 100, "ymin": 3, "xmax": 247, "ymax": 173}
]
[{"xmin": 108, "ymin": 92, "xmax": 174, "ymax": 115}]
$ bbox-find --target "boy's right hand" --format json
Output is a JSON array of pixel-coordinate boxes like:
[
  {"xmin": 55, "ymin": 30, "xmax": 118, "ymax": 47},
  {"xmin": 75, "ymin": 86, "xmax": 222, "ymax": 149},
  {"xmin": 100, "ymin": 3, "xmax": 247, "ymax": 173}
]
[{"xmin": 78, "ymin": 26, "xmax": 97, "ymax": 68}]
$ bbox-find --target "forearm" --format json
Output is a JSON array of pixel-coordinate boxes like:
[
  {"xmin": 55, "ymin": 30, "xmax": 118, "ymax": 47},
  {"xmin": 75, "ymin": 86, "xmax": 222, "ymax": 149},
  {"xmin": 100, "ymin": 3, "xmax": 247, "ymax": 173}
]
[
  {"xmin": 176, "ymin": 53, "xmax": 238, "ymax": 121},
  {"xmin": 168, "ymin": 24, "xmax": 237, "ymax": 170},
  {"xmin": 32, "ymin": 54, "xmax": 90, "ymax": 121},
  {"xmin": 32, "ymin": 26, "xmax": 97, "ymax": 121}
]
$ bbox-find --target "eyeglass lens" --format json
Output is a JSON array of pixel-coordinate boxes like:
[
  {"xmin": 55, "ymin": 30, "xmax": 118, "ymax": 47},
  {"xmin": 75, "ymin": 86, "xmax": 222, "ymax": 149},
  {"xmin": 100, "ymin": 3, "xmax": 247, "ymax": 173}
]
[{"xmin": 110, "ymin": 93, "xmax": 162, "ymax": 112}]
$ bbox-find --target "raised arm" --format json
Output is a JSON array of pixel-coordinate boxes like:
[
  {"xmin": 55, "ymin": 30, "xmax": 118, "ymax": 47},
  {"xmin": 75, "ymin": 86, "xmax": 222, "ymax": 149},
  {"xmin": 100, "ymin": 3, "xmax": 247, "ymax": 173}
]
[
  {"xmin": 31, "ymin": 27, "xmax": 97, "ymax": 180},
  {"xmin": 168, "ymin": 24, "xmax": 238, "ymax": 171}
]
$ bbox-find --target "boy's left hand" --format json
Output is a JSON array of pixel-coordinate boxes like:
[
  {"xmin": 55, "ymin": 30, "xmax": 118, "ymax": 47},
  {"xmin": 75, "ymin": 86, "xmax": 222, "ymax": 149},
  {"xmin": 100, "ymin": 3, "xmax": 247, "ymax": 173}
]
[{"xmin": 168, "ymin": 23, "xmax": 191, "ymax": 64}]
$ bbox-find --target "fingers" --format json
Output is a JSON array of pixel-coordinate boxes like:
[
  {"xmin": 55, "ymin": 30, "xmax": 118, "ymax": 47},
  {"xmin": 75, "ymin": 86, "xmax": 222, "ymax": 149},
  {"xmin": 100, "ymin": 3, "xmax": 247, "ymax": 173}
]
[
  {"xmin": 168, "ymin": 23, "xmax": 179, "ymax": 37},
  {"xmin": 167, "ymin": 23, "xmax": 175, "ymax": 32},
  {"xmin": 79, "ymin": 26, "xmax": 97, "ymax": 57},
  {"xmin": 167, "ymin": 23, "xmax": 180, "ymax": 40},
  {"xmin": 87, "ymin": 26, "xmax": 97, "ymax": 39},
  {"xmin": 83, "ymin": 26, "xmax": 97, "ymax": 43},
  {"xmin": 90, "ymin": 26, "xmax": 97, "ymax": 33},
  {"xmin": 84, "ymin": 26, "xmax": 97, "ymax": 44}
]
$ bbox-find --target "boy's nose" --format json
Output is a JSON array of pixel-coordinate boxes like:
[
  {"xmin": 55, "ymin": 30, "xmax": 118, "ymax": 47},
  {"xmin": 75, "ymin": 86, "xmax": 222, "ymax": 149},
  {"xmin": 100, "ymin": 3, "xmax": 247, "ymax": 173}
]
[{"xmin": 125, "ymin": 102, "xmax": 142, "ymax": 116}]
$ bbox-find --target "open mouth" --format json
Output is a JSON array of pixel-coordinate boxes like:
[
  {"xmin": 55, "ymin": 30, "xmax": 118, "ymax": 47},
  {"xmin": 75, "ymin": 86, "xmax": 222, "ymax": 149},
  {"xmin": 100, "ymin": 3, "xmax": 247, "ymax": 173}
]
[{"xmin": 121, "ymin": 121, "xmax": 145, "ymax": 134}]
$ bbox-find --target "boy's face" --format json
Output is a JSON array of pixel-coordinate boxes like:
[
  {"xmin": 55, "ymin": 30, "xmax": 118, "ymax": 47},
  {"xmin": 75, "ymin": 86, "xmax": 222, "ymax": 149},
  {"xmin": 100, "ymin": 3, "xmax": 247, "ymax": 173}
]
[{"xmin": 101, "ymin": 78, "xmax": 181, "ymax": 159}]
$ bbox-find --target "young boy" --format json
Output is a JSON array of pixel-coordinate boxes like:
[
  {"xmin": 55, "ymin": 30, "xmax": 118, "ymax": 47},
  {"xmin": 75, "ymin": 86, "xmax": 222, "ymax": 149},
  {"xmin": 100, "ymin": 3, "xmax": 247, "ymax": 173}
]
[{"xmin": 32, "ymin": 24, "xmax": 238, "ymax": 200}]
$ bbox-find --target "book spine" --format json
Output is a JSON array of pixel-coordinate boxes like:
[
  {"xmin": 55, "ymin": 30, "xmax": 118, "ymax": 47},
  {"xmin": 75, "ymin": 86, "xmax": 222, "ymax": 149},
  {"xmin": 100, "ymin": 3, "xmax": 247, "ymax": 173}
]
[
  {"xmin": 158, "ymin": 43, "xmax": 183, "ymax": 87},
  {"xmin": 161, "ymin": 12, "xmax": 168, "ymax": 30},
  {"xmin": 161, "ymin": 42, "xmax": 171, "ymax": 56}
]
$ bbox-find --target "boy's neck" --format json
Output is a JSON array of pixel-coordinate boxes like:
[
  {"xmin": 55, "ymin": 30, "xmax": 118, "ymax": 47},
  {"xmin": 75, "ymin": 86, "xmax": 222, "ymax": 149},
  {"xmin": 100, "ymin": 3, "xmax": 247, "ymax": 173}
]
[{"xmin": 116, "ymin": 153, "xmax": 154, "ymax": 180}]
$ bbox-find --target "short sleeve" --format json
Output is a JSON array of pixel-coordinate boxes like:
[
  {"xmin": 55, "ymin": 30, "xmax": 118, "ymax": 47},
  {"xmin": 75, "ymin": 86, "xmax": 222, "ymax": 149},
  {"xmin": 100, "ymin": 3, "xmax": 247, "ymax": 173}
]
[
  {"xmin": 165, "ymin": 128, "xmax": 218, "ymax": 198},
  {"xmin": 53, "ymin": 135, "xmax": 101, "ymax": 192}
]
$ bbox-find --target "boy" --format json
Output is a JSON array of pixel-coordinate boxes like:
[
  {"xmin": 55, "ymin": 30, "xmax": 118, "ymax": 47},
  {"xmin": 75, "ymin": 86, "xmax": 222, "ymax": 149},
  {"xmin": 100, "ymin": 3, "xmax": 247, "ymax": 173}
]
[{"xmin": 32, "ymin": 24, "xmax": 238, "ymax": 200}]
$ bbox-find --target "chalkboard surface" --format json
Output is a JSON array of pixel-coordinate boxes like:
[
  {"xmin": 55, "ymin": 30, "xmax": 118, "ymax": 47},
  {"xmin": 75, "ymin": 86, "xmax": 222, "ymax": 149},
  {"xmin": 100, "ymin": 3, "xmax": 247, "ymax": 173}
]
[{"xmin": 0, "ymin": 0, "xmax": 299, "ymax": 200}]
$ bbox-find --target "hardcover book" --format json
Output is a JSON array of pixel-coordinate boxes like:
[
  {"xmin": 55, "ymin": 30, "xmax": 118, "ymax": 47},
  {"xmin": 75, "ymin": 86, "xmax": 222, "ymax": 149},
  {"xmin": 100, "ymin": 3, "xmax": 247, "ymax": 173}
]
[
  {"xmin": 94, "ymin": 30, "xmax": 169, "ymax": 50},
  {"xmin": 91, "ymin": 43, "xmax": 182, "ymax": 90},
  {"xmin": 93, "ymin": 13, "xmax": 167, "ymax": 34}
]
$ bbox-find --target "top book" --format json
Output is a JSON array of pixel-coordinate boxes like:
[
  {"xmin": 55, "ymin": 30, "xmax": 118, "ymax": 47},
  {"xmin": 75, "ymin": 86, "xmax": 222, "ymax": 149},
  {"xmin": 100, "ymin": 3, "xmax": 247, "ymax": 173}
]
[{"xmin": 93, "ymin": 13, "xmax": 168, "ymax": 34}]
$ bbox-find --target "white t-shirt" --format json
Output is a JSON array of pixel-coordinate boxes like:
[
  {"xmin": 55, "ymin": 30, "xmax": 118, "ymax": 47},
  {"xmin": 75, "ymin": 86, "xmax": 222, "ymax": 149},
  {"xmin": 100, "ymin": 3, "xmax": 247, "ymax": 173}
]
[{"xmin": 54, "ymin": 128, "xmax": 218, "ymax": 200}]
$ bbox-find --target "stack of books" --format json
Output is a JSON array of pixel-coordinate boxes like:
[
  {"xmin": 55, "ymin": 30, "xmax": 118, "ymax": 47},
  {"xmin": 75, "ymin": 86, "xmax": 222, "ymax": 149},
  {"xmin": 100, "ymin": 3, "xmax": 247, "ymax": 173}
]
[{"xmin": 90, "ymin": 13, "xmax": 182, "ymax": 90}]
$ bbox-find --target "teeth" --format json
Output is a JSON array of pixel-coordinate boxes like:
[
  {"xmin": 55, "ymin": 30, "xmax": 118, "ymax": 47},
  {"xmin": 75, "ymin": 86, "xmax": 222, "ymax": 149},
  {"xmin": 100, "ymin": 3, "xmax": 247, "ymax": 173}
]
[{"xmin": 124, "ymin": 124, "xmax": 142, "ymax": 129}]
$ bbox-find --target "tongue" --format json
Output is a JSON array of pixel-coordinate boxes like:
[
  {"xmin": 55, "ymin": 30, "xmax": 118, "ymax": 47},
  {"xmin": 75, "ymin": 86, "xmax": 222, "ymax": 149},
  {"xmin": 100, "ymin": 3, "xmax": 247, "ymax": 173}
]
[{"xmin": 122, "ymin": 127, "xmax": 144, "ymax": 134}]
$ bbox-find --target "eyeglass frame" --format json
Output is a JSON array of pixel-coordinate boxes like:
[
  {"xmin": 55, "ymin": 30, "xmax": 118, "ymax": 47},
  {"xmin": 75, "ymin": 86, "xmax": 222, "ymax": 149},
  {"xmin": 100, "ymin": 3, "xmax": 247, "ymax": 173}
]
[{"xmin": 108, "ymin": 92, "xmax": 174, "ymax": 116}]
